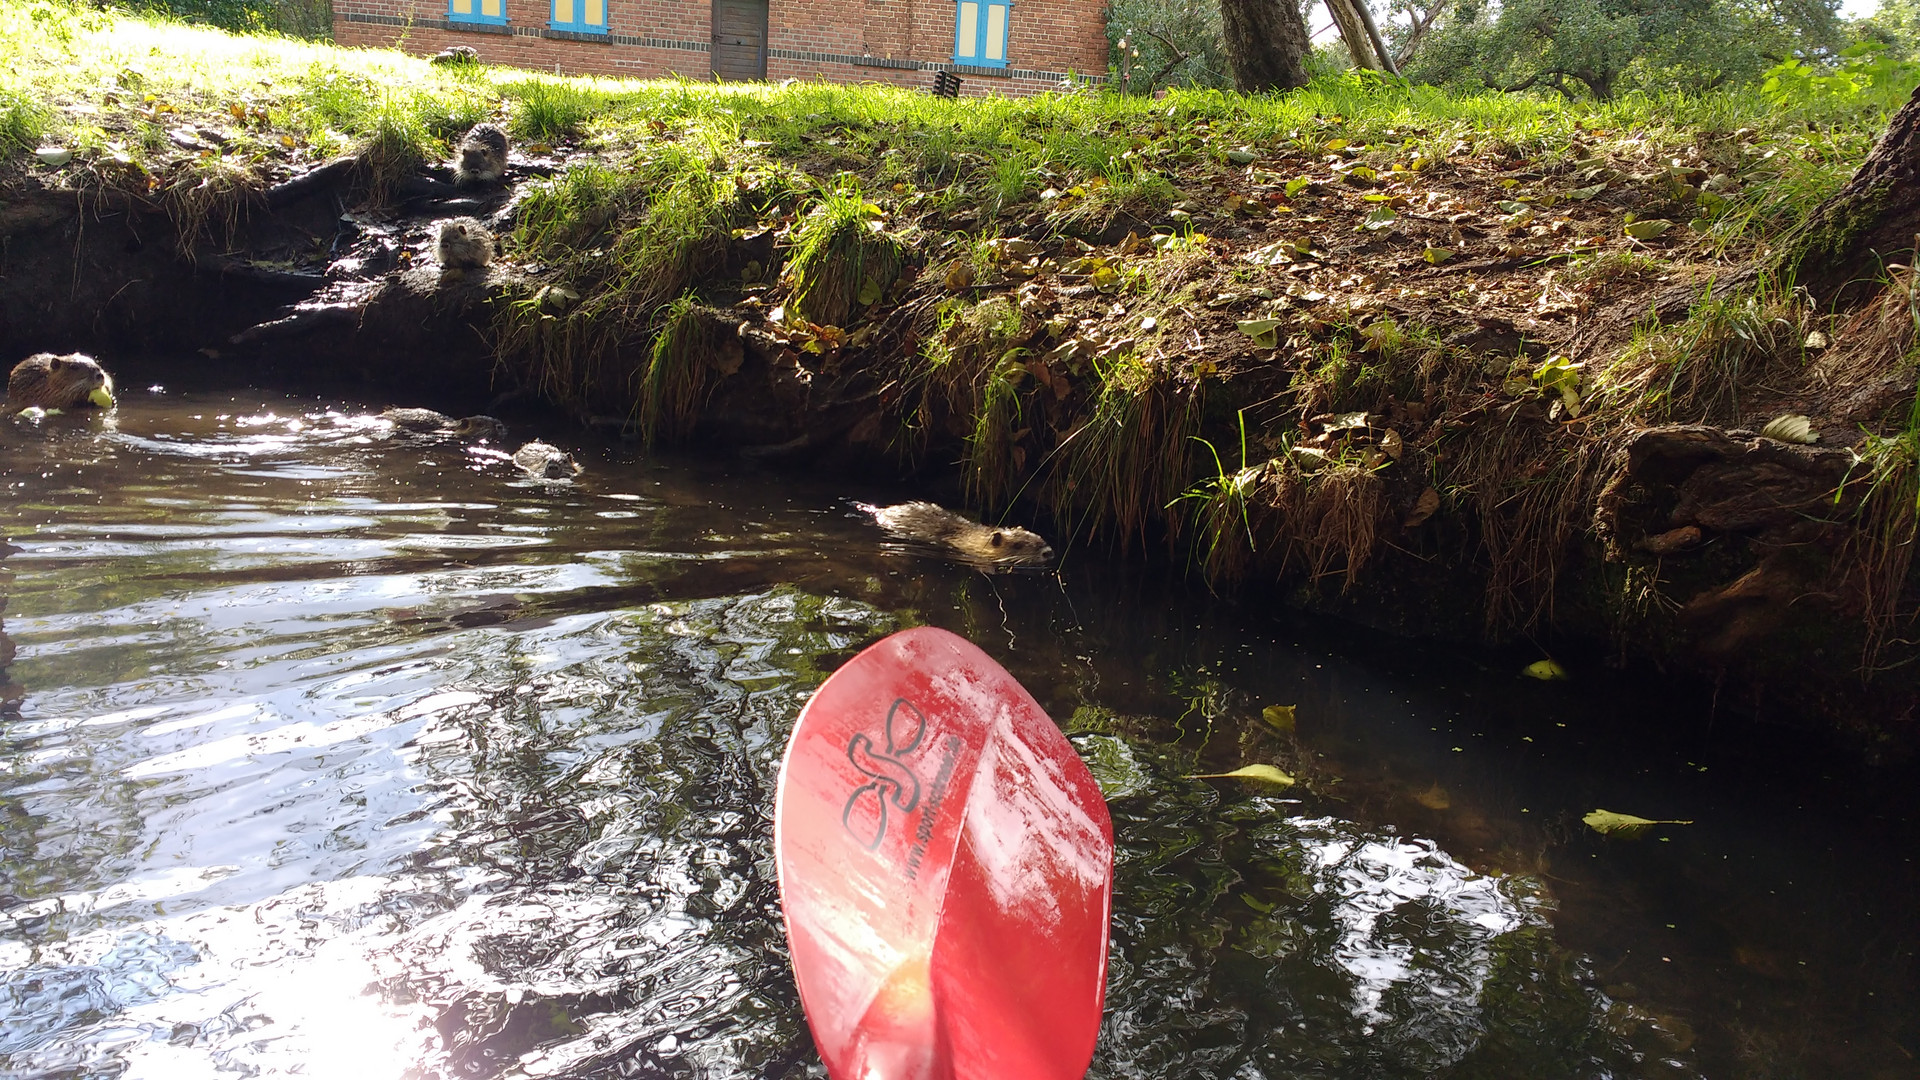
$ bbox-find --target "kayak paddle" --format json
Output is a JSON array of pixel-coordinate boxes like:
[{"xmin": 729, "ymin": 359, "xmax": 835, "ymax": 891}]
[{"xmin": 774, "ymin": 626, "xmax": 1114, "ymax": 1080}]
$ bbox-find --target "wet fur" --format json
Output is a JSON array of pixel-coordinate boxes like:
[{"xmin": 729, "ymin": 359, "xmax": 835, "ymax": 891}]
[
  {"xmin": 513, "ymin": 441, "xmax": 582, "ymax": 479},
  {"xmin": 435, "ymin": 217, "xmax": 495, "ymax": 271},
  {"xmin": 380, "ymin": 408, "xmax": 506, "ymax": 443},
  {"xmin": 5, "ymin": 353, "xmax": 111, "ymax": 414},
  {"xmin": 857, "ymin": 501, "xmax": 1053, "ymax": 570},
  {"xmin": 454, "ymin": 122, "xmax": 509, "ymax": 186}
]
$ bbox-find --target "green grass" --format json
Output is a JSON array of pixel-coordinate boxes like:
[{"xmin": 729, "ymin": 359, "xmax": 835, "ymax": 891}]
[{"xmin": 786, "ymin": 186, "xmax": 909, "ymax": 327}]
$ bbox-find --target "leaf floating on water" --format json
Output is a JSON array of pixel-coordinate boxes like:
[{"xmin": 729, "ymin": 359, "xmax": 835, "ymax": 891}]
[
  {"xmin": 1623, "ymin": 218, "xmax": 1673, "ymax": 240},
  {"xmin": 1414, "ymin": 783, "xmax": 1451, "ymax": 810},
  {"xmin": 1191, "ymin": 764, "xmax": 1296, "ymax": 787},
  {"xmin": 1583, "ymin": 808, "xmax": 1692, "ymax": 839},
  {"xmin": 1523, "ymin": 658, "xmax": 1569, "ymax": 681},
  {"xmin": 1760, "ymin": 414, "xmax": 1817, "ymax": 444},
  {"xmin": 1261, "ymin": 704, "xmax": 1296, "ymax": 733}
]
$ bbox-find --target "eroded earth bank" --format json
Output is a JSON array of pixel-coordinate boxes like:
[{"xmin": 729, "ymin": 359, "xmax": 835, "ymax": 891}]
[{"xmin": 8, "ymin": 16, "xmax": 1920, "ymax": 755}]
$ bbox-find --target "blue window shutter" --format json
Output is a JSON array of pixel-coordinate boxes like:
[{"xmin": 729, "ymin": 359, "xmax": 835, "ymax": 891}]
[
  {"xmin": 551, "ymin": 0, "xmax": 608, "ymax": 33},
  {"xmin": 449, "ymin": 0, "xmax": 507, "ymax": 24},
  {"xmin": 953, "ymin": 0, "xmax": 1009, "ymax": 67}
]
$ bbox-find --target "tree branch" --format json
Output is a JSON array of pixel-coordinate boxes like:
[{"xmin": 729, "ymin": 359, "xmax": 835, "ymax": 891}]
[{"xmin": 1140, "ymin": 26, "xmax": 1193, "ymax": 92}]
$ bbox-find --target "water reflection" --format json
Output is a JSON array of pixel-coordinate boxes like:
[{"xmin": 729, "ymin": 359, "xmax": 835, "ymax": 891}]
[{"xmin": 0, "ymin": 388, "xmax": 1910, "ymax": 1078}]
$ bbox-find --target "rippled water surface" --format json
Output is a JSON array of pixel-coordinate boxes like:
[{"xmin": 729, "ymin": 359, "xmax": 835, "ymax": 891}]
[{"xmin": 2, "ymin": 385, "xmax": 1915, "ymax": 1079}]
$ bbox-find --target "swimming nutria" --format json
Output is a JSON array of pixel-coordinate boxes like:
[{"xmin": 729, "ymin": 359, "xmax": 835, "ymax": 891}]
[
  {"xmin": 512, "ymin": 441, "xmax": 582, "ymax": 479},
  {"xmin": 855, "ymin": 501, "xmax": 1054, "ymax": 571},
  {"xmin": 453, "ymin": 122, "xmax": 509, "ymax": 186},
  {"xmin": 4, "ymin": 353, "xmax": 114, "ymax": 415},
  {"xmin": 379, "ymin": 407, "xmax": 507, "ymax": 443},
  {"xmin": 435, "ymin": 217, "xmax": 495, "ymax": 271}
]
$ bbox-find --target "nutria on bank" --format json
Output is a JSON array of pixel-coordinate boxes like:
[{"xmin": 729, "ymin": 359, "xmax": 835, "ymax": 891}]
[
  {"xmin": 434, "ymin": 217, "xmax": 495, "ymax": 272},
  {"xmin": 856, "ymin": 501, "xmax": 1054, "ymax": 571},
  {"xmin": 4, "ymin": 353, "xmax": 114, "ymax": 415},
  {"xmin": 453, "ymin": 122, "xmax": 509, "ymax": 186}
]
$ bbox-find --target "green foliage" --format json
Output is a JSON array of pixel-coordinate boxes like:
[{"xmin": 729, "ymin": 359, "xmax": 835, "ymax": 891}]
[
  {"xmin": 1761, "ymin": 40, "xmax": 1920, "ymax": 109},
  {"xmin": 786, "ymin": 188, "xmax": 906, "ymax": 327},
  {"xmin": 1406, "ymin": 0, "xmax": 1846, "ymax": 99},
  {"xmin": 129, "ymin": 0, "xmax": 331, "ymax": 39},
  {"xmin": 0, "ymin": 84, "xmax": 49, "ymax": 159},
  {"xmin": 501, "ymin": 77, "xmax": 611, "ymax": 143},
  {"xmin": 1105, "ymin": 0, "xmax": 1232, "ymax": 92}
]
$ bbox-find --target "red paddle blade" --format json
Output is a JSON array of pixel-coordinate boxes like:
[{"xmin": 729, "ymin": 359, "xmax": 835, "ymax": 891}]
[{"xmin": 775, "ymin": 626, "xmax": 1114, "ymax": 1080}]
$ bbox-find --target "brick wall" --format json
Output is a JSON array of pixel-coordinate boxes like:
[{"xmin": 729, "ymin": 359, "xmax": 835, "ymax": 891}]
[{"xmin": 336, "ymin": 0, "xmax": 1108, "ymax": 96}]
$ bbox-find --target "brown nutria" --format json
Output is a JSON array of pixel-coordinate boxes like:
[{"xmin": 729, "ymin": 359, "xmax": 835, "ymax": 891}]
[
  {"xmin": 856, "ymin": 501, "xmax": 1053, "ymax": 571},
  {"xmin": 512, "ymin": 441, "xmax": 582, "ymax": 479},
  {"xmin": 5, "ymin": 353, "xmax": 114, "ymax": 415},
  {"xmin": 453, "ymin": 122, "xmax": 509, "ymax": 186},
  {"xmin": 435, "ymin": 217, "xmax": 495, "ymax": 271},
  {"xmin": 429, "ymin": 45, "xmax": 481, "ymax": 67},
  {"xmin": 379, "ymin": 408, "xmax": 507, "ymax": 443}
]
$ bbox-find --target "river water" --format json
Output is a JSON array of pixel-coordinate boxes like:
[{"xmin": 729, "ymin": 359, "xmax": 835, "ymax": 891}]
[{"xmin": 1, "ymin": 381, "xmax": 1914, "ymax": 1079}]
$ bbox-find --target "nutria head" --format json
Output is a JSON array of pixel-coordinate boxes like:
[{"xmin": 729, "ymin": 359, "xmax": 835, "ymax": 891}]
[
  {"xmin": 451, "ymin": 415, "xmax": 508, "ymax": 443},
  {"xmin": 985, "ymin": 526, "xmax": 1053, "ymax": 566},
  {"xmin": 435, "ymin": 217, "xmax": 496, "ymax": 271},
  {"xmin": 455, "ymin": 122, "xmax": 509, "ymax": 186},
  {"xmin": 6, "ymin": 353, "xmax": 112, "ymax": 413},
  {"xmin": 513, "ymin": 441, "xmax": 581, "ymax": 478}
]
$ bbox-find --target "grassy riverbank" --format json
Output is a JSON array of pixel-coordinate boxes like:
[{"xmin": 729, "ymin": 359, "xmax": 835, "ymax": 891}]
[{"xmin": 8, "ymin": 0, "xmax": 1920, "ymax": 732}]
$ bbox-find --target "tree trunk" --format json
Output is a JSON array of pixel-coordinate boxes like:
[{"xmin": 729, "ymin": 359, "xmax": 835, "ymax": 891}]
[
  {"xmin": 1323, "ymin": 0, "xmax": 1381, "ymax": 71},
  {"xmin": 1218, "ymin": 0, "xmax": 1312, "ymax": 93},
  {"xmin": 1780, "ymin": 82, "xmax": 1920, "ymax": 307}
]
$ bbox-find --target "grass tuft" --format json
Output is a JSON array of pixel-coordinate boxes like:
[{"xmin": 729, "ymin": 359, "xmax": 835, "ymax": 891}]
[{"xmin": 786, "ymin": 187, "xmax": 908, "ymax": 327}]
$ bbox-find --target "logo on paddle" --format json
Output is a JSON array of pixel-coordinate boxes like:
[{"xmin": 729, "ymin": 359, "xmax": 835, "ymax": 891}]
[{"xmin": 842, "ymin": 698, "xmax": 927, "ymax": 851}]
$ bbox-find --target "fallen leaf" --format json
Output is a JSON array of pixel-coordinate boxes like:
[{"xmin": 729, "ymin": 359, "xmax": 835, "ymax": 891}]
[
  {"xmin": 1403, "ymin": 487, "xmax": 1440, "ymax": 527},
  {"xmin": 34, "ymin": 147, "xmax": 72, "ymax": 166},
  {"xmin": 1624, "ymin": 219, "xmax": 1672, "ymax": 240},
  {"xmin": 1567, "ymin": 183, "xmax": 1607, "ymax": 200},
  {"xmin": 1760, "ymin": 414, "xmax": 1817, "ymax": 444},
  {"xmin": 1236, "ymin": 318, "xmax": 1282, "ymax": 347},
  {"xmin": 1422, "ymin": 246, "xmax": 1453, "ymax": 265},
  {"xmin": 1191, "ymin": 764, "xmax": 1296, "ymax": 787},
  {"xmin": 1414, "ymin": 784, "xmax": 1451, "ymax": 810},
  {"xmin": 1523, "ymin": 658, "xmax": 1569, "ymax": 681},
  {"xmin": 1360, "ymin": 205, "xmax": 1398, "ymax": 231},
  {"xmin": 1261, "ymin": 704, "xmax": 1296, "ymax": 733},
  {"xmin": 1582, "ymin": 809, "xmax": 1692, "ymax": 839}
]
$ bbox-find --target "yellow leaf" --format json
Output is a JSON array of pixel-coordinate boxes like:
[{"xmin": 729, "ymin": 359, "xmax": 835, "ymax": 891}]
[
  {"xmin": 1261, "ymin": 704, "xmax": 1295, "ymax": 733},
  {"xmin": 1191, "ymin": 764, "xmax": 1296, "ymax": 787},
  {"xmin": 1582, "ymin": 809, "xmax": 1692, "ymax": 839},
  {"xmin": 1422, "ymin": 246, "xmax": 1453, "ymax": 265},
  {"xmin": 1523, "ymin": 658, "xmax": 1568, "ymax": 681},
  {"xmin": 1623, "ymin": 219, "xmax": 1672, "ymax": 240}
]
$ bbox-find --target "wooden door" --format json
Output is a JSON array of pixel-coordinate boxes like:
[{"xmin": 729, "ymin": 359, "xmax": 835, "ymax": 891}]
[{"xmin": 711, "ymin": 0, "xmax": 768, "ymax": 81}]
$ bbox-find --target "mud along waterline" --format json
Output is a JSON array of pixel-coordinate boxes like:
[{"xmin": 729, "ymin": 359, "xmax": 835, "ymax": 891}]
[{"xmin": 1, "ymin": 386, "xmax": 1914, "ymax": 1079}]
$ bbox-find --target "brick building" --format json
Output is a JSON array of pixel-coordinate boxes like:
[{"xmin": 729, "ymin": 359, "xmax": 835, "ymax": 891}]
[{"xmin": 334, "ymin": 0, "xmax": 1109, "ymax": 96}]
